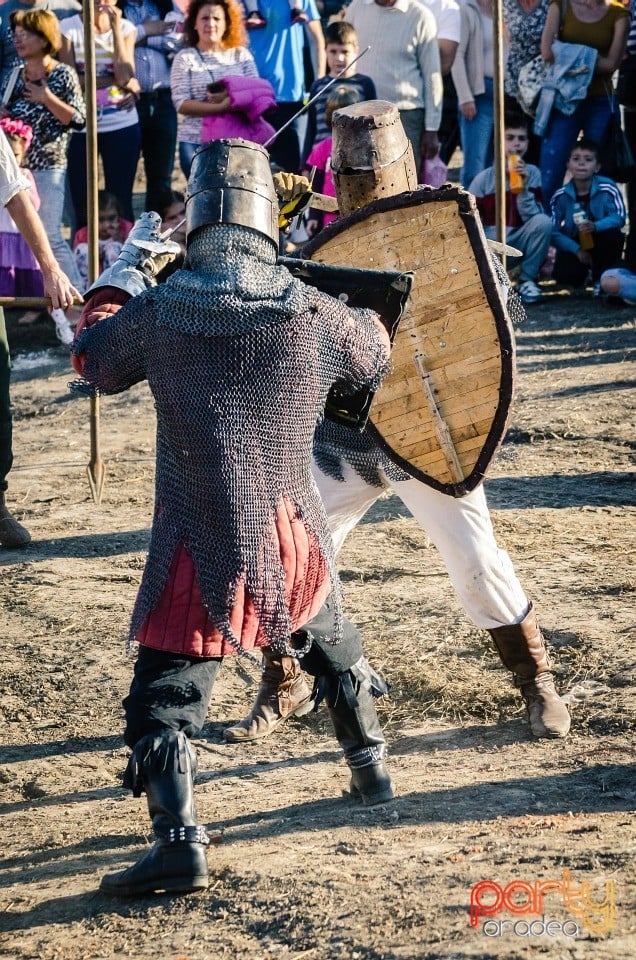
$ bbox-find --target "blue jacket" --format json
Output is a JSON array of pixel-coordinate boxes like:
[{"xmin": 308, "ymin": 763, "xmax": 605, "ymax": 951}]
[
  {"xmin": 550, "ymin": 175, "xmax": 626, "ymax": 254},
  {"xmin": 533, "ymin": 40, "xmax": 598, "ymax": 136}
]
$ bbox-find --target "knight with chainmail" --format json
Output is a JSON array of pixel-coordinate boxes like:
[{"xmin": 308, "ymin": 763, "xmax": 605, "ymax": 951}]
[
  {"xmin": 71, "ymin": 139, "xmax": 395, "ymax": 897},
  {"xmin": 224, "ymin": 102, "xmax": 571, "ymax": 747}
]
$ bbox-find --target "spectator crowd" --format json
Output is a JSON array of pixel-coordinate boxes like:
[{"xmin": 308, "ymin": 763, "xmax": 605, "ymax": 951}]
[{"xmin": 0, "ymin": 0, "xmax": 634, "ymax": 309}]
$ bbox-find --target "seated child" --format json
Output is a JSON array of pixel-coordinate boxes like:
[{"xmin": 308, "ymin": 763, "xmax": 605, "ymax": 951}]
[
  {"xmin": 73, "ymin": 191, "xmax": 133, "ymax": 289},
  {"xmin": 303, "ymin": 84, "xmax": 362, "ymax": 238},
  {"xmin": 469, "ymin": 112, "xmax": 553, "ymax": 304},
  {"xmin": 242, "ymin": 0, "xmax": 308, "ymax": 29},
  {"xmin": 551, "ymin": 138, "xmax": 626, "ymax": 295},
  {"xmin": 303, "ymin": 20, "xmax": 376, "ymax": 163}
]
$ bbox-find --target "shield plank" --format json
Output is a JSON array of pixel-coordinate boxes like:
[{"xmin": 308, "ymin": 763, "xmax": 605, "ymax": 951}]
[{"xmin": 303, "ymin": 185, "xmax": 516, "ymax": 497}]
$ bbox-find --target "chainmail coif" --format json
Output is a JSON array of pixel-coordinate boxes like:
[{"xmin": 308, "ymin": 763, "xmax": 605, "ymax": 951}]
[{"xmin": 75, "ymin": 224, "xmax": 390, "ymax": 657}]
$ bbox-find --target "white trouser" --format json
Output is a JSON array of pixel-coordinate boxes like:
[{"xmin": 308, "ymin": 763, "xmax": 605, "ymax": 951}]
[{"xmin": 313, "ymin": 460, "xmax": 530, "ymax": 630}]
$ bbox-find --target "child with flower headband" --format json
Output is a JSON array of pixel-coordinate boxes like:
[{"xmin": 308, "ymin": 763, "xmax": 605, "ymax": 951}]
[
  {"xmin": 0, "ymin": 117, "xmax": 75, "ymax": 344},
  {"xmin": 0, "ymin": 119, "xmax": 44, "ymax": 300}
]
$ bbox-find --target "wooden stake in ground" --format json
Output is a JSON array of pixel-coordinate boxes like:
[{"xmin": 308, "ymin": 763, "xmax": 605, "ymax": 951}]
[
  {"xmin": 83, "ymin": 0, "xmax": 105, "ymax": 503},
  {"xmin": 493, "ymin": 0, "xmax": 506, "ymax": 263}
]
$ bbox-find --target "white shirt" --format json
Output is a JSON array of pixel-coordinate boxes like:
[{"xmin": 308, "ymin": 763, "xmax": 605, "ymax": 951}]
[
  {"xmin": 414, "ymin": 0, "xmax": 461, "ymax": 43},
  {"xmin": 0, "ymin": 131, "xmax": 29, "ymax": 208}
]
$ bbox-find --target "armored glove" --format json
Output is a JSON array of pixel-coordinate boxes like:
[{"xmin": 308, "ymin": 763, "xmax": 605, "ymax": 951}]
[
  {"xmin": 274, "ymin": 172, "xmax": 313, "ymax": 230},
  {"xmin": 86, "ymin": 211, "xmax": 181, "ymax": 298}
]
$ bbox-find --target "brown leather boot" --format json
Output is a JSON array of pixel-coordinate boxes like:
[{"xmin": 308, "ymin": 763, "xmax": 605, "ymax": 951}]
[
  {"xmin": 223, "ymin": 647, "xmax": 314, "ymax": 742},
  {"xmin": 488, "ymin": 604, "xmax": 570, "ymax": 739},
  {"xmin": 0, "ymin": 492, "xmax": 31, "ymax": 548}
]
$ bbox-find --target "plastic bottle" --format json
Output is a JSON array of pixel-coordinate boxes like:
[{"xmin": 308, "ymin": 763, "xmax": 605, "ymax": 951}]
[
  {"xmin": 573, "ymin": 203, "xmax": 594, "ymax": 250},
  {"xmin": 508, "ymin": 154, "xmax": 524, "ymax": 194}
]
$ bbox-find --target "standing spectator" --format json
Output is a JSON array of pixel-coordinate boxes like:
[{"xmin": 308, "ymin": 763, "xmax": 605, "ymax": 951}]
[
  {"xmin": 247, "ymin": 0, "xmax": 326, "ymax": 172},
  {"xmin": 344, "ymin": 0, "xmax": 443, "ymax": 172},
  {"xmin": 170, "ymin": 0, "xmax": 258, "ymax": 178},
  {"xmin": 416, "ymin": 0, "xmax": 461, "ymax": 166},
  {"xmin": 0, "ymin": 128, "xmax": 79, "ymax": 548},
  {"xmin": 0, "ymin": 0, "xmax": 82, "ymax": 96},
  {"xmin": 551, "ymin": 137, "xmax": 625, "ymax": 293},
  {"xmin": 2, "ymin": 0, "xmax": 81, "ymax": 21},
  {"xmin": 60, "ymin": 0, "xmax": 142, "ymax": 227},
  {"xmin": 3, "ymin": 8, "xmax": 85, "ymax": 292},
  {"xmin": 416, "ymin": 0, "xmax": 460, "ymax": 73},
  {"xmin": 303, "ymin": 19, "xmax": 375, "ymax": 161},
  {"xmin": 118, "ymin": 0, "xmax": 180, "ymax": 214},
  {"xmin": 242, "ymin": 0, "xmax": 310, "ymax": 27},
  {"xmin": 539, "ymin": 0, "xmax": 630, "ymax": 209},
  {"xmin": 504, "ymin": 0, "xmax": 549, "ymax": 103},
  {"xmin": 452, "ymin": 0, "xmax": 505, "ymax": 186},
  {"xmin": 502, "ymin": 0, "xmax": 550, "ymax": 165}
]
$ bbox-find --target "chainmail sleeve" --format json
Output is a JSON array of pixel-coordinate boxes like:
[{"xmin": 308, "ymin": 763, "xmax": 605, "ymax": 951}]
[
  {"xmin": 315, "ymin": 291, "xmax": 392, "ymax": 397},
  {"xmin": 73, "ymin": 293, "xmax": 151, "ymax": 394}
]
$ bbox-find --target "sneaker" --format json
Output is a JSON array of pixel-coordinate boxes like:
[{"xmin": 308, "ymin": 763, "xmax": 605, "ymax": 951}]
[
  {"xmin": 245, "ymin": 10, "xmax": 267, "ymax": 28},
  {"xmin": 51, "ymin": 308, "xmax": 74, "ymax": 347},
  {"xmin": 290, "ymin": 7, "xmax": 309, "ymax": 23},
  {"xmin": 517, "ymin": 279, "xmax": 542, "ymax": 304}
]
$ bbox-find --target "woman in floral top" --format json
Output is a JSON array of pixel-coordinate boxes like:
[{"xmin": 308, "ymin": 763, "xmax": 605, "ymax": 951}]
[
  {"xmin": 3, "ymin": 9, "xmax": 85, "ymax": 290},
  {"xmin": 503, "ymin": 0, "xmax": 550, "ymax": 99}
]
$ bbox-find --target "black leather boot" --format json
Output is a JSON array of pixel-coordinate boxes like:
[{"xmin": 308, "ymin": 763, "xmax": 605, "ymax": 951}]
[
  {"xmin": 326, "ymin": 658, "xmax": 394, "ymax": 806},
  {"xmin": 100, "ymin": 730, "xmax": 210, "ymax": 896}
]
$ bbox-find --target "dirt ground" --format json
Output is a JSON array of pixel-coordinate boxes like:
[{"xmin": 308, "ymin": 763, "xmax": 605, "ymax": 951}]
[{"xmin": 0, "ymin": 282, "xmax": 635, "ymax": 959}]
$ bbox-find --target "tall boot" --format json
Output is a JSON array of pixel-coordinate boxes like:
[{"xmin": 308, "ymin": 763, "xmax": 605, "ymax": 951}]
[
  {"xmin": 489, "ymin": 604, "xmax": 570, "ymax": 739},
  {"xmin": 100, "ymin": 730, "xmax": 210, "ymax": 896},
  {"xmin": 223, "ymin": 647, "xmax": 314, "ymax": 743},
  {"xmin": 0, "ymin": 491, "xmax": 30, "ymax": 548},
  {"xmin": 326, "ymin": 658, "xmax": 394, "ymax": 806}
]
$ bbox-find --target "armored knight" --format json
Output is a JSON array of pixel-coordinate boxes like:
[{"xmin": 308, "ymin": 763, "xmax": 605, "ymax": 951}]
[
  {"xmin": 71, "ymin": 139, "xmax": 395, "ymax": 898},
  {"xmin": 224, "ymin": 102, "xmax": 571, "ymax": 746}
]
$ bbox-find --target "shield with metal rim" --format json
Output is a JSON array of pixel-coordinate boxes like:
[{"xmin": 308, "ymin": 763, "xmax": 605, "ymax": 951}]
[{"xmin": 303, "ymin": 185, "xmax": 516, "ymax": 497}]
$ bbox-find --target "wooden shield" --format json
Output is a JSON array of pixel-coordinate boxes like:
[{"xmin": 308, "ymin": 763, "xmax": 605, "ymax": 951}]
[{"xmin": 303, "ymin": 186, "xmax": 516, "ymax": 497}]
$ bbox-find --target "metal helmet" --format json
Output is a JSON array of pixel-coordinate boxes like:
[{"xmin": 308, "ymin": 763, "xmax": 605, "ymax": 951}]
[
  {"xmin": 186, "ymin": 138, "xmax": 279, "ymax": 249},
  {"xmin": 331, "ymin": 100, "xmax": 418, "ymax": 216}
]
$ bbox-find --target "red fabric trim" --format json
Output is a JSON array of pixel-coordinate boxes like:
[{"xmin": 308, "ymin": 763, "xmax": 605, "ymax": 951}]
[
  {"xmin": 475, "ymin": 189, "xmax": 543, "ymax": 229},
  {"xmin": 137, "ymin": 498, "xmax": 330, "ymax": 658}
]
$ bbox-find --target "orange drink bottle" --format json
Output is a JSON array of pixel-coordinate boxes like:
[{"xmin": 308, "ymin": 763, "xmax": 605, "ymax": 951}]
[
  {"xmin": 573, "ymin": 205, "xmax": 594, "ymax": 250},
  {"xmin": 508, "ymin": 154, "xmax": 524, "ymax": 194}
]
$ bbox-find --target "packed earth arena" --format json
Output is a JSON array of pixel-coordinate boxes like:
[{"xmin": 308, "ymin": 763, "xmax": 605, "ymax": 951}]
[{"xmin": 0, "ymin": 1, "xmax": 635, "ymax": 958}]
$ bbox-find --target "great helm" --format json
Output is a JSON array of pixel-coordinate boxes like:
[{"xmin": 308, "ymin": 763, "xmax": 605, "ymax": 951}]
[
  {"xmin": 186, "ymin": 138, "xmax": 279, "ymax": 248},
  {"xmin": 331, "ymin": 100, "xmax": 418, "ymax": 216}
]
